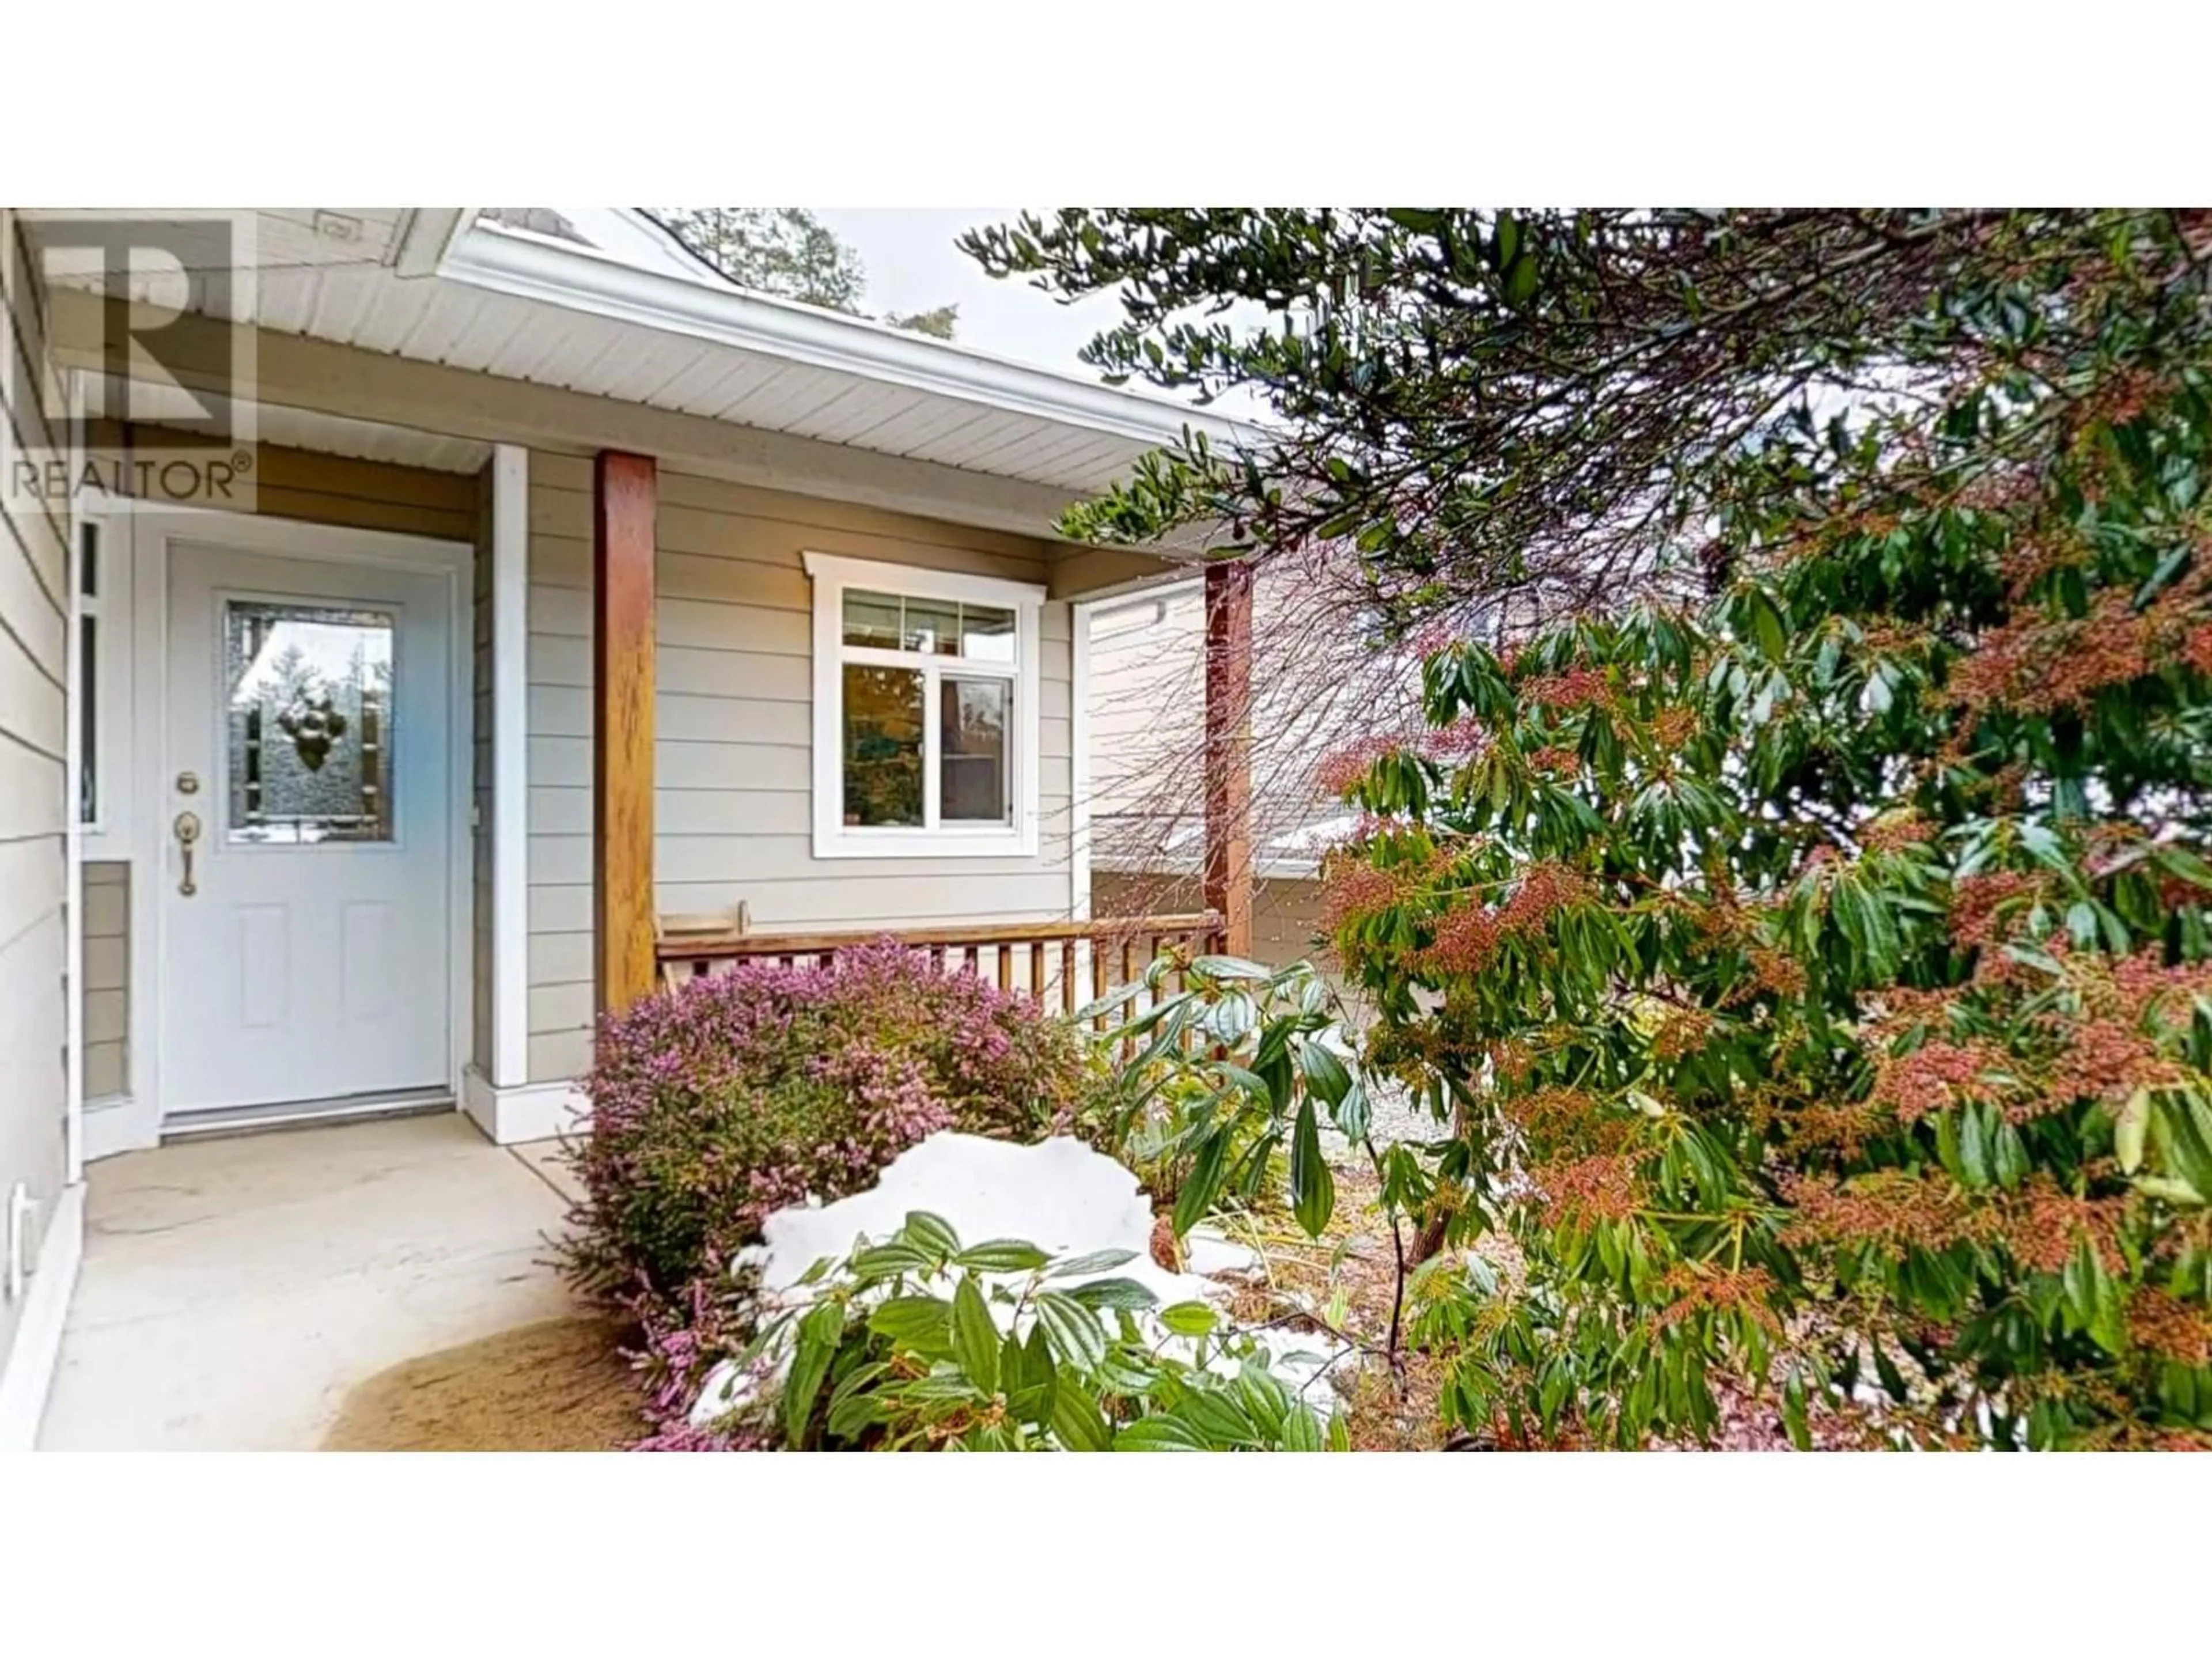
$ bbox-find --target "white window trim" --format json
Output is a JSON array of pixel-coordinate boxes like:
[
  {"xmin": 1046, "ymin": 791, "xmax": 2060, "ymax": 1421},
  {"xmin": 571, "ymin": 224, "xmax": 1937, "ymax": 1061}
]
[
  {"xmin": 73, "ymin": 503, "xmax": 134, "ymax": 861},
  {"xmin": 804, "ymin": 550, "xmax": 1043, "ymax": 860}
]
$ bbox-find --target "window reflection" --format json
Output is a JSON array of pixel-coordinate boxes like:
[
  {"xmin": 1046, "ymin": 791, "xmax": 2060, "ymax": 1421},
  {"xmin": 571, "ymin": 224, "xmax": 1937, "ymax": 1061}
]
[
  {"xmin": 940, "ymin": 676, "xmax": 1008, "ymax": 823},
  {"xmin": 842, "ymin": 662, "xmax": 925, "ymax": 827}
]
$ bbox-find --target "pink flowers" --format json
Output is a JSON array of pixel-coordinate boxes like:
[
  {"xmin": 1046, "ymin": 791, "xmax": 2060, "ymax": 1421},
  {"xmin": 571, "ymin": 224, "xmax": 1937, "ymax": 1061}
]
[
  {"xmin": 1416, "ymin": 903, "xmax": 1504, "ymax": 976},
  {"xmin": 560, "ymin": 935, "xmax": 1111, "ymax": 1446},
  {"xmin": 1418, "ymin": 716, "xmax": 1491, "ymax": 763},
  {"xmin": 1520, "ymin": 666, "xmax": 1613, "ymax": 712},
  {"xmin": 1315, "ymin": 734, "xmax": 1409, "ymax": 797},
  {"xmin": 1320, "ymin": 861, "xmax": 1408, "ymax": 930}
]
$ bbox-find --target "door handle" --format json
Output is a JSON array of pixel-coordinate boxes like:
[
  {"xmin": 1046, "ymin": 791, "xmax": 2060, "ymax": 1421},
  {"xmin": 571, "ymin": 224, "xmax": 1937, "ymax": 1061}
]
[{"xmin": 174, "ymin": 810, "xmax": 202, "ymax": 897}]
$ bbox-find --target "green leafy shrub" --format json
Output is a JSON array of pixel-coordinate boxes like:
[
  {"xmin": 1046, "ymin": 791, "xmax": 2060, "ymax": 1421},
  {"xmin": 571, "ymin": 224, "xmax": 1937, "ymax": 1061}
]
[
  {"xmin": 1093, "ymin": 955, "xmax": 1362, "ymax": 1236},
  {"xmin": 1092, "ymin": 955, "xmax": 1438, "ymax": 1361},
  {"xmin": 1321, "ymin": 379, "xmax": 2212, "ymax": 1448},
  {"xmin": 711, "ymin": 1210, "xmax": 1346, "ymax": 1450},
  {"xmin": 963, "ymin": 206, "xmax": 2212, "ymax": 1450},
  {"xmin": 562, "ymin": 940, "xmax": 1111, "ymax": 1312}
]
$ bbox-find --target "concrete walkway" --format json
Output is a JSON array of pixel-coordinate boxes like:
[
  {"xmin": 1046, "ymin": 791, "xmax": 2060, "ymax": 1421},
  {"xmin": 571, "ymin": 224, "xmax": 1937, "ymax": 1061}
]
[{"xmin": 38, "ymin": 1113, "xmax": 585, "ymax": 1450}]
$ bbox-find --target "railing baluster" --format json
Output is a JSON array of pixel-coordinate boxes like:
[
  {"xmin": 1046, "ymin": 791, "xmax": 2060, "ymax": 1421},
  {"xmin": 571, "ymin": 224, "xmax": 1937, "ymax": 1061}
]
[{"xmin": 654, "ymin": 913, "xmax": 1228, "ymax": 1028}]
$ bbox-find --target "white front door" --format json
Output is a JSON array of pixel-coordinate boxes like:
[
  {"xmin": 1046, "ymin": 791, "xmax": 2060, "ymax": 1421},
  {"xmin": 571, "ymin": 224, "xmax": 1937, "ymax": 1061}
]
[{"xmin": 160, "ymin": 539, "xmax": 454, "ymax": 1119}]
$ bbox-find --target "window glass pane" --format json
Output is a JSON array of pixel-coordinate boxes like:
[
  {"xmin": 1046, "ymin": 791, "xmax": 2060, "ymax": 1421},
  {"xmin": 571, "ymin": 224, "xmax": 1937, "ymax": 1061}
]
[
  {"xmin": 959, "ymin": 603, "xmax": 1016, "ymax": 662},
  {"xmin": 900, "ymin": 594, "xmax": 961, "ymax": 655},
  {"xmin": 225, "ymin": 601, "xmax": 395, "ymax": 845},
  {"xmin": 78, "ymin": 522, "xmax": 99, "ymax": 599},
  {"xmin": 842, "ymin": 664, "xmax": 925, "ymax": 827},
  {"xmin": 940, "ymin": 675, "xmax": 1009, "ymax": 823},
  {"xmin": 842, "ymin": 589, "xmax": 903, "ymax": 649},
  {"xmin": 78, "ymin": 616, "xmax": 97, "ymax": 824}
]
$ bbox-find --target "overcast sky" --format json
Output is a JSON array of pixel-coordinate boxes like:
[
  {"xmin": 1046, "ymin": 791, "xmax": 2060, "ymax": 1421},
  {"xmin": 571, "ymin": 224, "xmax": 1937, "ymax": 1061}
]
[
  {"xmin": 812, "ymin": 209, "xmax": 1123, "ymax": 375},
  {"xmin": 812, "ymin": 209, "xmax": 1277, "ymax": 429}
]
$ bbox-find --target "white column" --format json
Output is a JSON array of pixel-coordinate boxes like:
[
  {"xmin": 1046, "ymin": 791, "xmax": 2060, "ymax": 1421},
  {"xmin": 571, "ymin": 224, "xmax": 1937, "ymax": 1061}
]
[{"xmin": 491, "ymin": 444, "xmax": 531, "ymax": 1089}]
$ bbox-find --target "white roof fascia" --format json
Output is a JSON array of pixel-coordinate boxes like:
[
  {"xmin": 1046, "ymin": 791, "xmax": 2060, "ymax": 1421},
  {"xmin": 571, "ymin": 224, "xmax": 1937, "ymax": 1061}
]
[
  {"xmin": 437, "ymin": 218, "xmax": 1255, "ymax": 453},
  {"xmin": 391, "ymin": 208, "xmax": 475, "ymax": 279}
]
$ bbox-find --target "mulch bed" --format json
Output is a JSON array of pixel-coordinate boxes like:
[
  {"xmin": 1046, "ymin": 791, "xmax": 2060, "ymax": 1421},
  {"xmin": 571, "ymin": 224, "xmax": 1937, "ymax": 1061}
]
[{"xmin": 321, "ymin": 1315, "xmax": 642, "ymax": 1452}]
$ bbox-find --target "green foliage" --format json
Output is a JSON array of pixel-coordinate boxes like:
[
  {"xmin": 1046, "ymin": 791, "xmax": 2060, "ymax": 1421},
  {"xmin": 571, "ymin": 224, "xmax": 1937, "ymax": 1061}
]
[
  {"xmin": 1086, "ymin": 955, "xmax": 1380, "ymax": 1240},
  {"xmin": 979, "ymin": 207, "xmax": 2212, "ymax": 1448},
  {"xmin": 657, "ymin": 206, "xmax": 868, "ymax": 312},
  {"xmin": 654, "ymin": 207, "xmax": 957, "ymax": 339},
  {"xmin": 963, "ymin": 210, "xmax": 2212, "ymax": 632},
  {"xmin": 1320, "ymin": 347, "xmax": 2212, "ymax": 1447},
  {"xmin": 718, "ymin": 1212, "xmax": 1345, "ymax": 1451}
]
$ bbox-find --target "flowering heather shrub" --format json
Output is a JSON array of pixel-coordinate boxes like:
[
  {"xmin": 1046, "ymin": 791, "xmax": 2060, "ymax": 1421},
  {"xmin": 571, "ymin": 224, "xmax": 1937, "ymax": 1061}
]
[{"xmin": 562, "ymin": 938, "xmax": 1109, "ymax": 1317}]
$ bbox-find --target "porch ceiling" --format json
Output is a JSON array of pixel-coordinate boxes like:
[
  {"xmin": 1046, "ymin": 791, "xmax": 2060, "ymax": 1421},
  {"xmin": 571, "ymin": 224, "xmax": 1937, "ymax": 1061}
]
[{"xmin": 21, "ymin": 208, "xmax": 1244, "ymax": 504}]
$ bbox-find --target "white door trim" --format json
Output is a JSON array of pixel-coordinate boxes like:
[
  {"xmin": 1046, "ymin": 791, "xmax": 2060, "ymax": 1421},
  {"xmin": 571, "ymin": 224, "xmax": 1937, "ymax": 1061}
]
[
  {"xmin": 65, "ymin": 514, "xmax": 86, "ymax": 1186},
  {"xmin": 126, "ymin": 505, "xmax": 475, "ymax": 1134}
]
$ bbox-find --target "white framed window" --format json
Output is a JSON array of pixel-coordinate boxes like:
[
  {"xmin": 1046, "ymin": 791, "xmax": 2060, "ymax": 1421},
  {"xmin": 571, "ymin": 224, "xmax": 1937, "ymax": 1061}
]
[
  {"xmin": 75, "ymin": 518, "xmax": 104, "ymax": 827},
  {"xmin": 804, "ymin": 551, "xmax": 1043, "ymax": 859},
  {"xmin": 71, "ymin": 507, "xmax": 134, "ymax": 858}
]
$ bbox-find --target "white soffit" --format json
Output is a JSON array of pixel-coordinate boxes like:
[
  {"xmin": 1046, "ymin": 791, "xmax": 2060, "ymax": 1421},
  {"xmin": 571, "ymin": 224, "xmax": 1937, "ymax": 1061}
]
[
  {"xmin": 26, "ymin": 207, "xmax": 1252, "ymax": 512},
  {"xmin": 431, "ymin": 222, "xmax": 1240, "ymax": 482}
]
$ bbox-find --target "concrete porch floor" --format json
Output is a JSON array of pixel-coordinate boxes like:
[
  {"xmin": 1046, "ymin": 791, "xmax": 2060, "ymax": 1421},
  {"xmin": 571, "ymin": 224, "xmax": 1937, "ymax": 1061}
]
[{"xmin": 37, "ymin": 1112, "xmax": 587, "ymax": 1451}]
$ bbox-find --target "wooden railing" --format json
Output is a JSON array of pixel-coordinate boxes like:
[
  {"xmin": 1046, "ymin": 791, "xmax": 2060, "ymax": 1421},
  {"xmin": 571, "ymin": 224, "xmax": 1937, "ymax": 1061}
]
[{"xmin": 656, "ymin": 912, "xmax": 1227, "ymax": 1025}]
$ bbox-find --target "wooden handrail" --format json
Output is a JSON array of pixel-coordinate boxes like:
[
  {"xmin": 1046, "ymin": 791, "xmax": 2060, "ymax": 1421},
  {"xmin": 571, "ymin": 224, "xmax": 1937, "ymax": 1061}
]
[
  {"xmin": 653, "ymin": 911, "xmax": 1227, "ymax": 1029},
  {"xmin": 658, "ymin": 912, "xmax": 1225, "ymax": 964}
]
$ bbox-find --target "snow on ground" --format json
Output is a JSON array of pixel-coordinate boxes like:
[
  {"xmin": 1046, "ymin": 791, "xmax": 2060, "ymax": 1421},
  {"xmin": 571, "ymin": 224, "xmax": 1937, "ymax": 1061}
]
[
  {"xmin": 690, "ymin": 1132, "xmax": 1340, "ymax": 1427},
  {"xmin": 746, "ymin": 1132, "xmax": 1221, "ymax": 1308},
  {"xmin": 1321, "ymin": 1075, "xmax": 1445, "ymax": 1163}
]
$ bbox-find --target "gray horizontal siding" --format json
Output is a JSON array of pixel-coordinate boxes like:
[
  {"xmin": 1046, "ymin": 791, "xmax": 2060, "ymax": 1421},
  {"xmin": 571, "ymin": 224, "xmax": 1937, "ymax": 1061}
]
[
  {"xmin": 0, "ymin": 206, "xmax": 70, "ymax": 1384},
  {"xmin": 82, "ymin": 862, "xmax": 128, "ymax": 1098},
  {"xmin": 524, "ymin": 456, "xmax": 1080, "ymax": 1084}
]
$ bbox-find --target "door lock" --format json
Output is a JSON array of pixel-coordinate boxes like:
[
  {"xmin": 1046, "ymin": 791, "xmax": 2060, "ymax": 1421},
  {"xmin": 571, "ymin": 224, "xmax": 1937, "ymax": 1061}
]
[
  {"xmin": 176, "ymin": 770, "xmax": 200, "ymax": 796},
  {"xmin": 173, "ymin": 810, "xmax": 202, "ymax": 897}
]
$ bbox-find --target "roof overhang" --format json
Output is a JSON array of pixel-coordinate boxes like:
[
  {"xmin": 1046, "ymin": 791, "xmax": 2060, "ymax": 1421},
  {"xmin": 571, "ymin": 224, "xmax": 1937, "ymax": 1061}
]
[
  {"xmin": 21, "ymin": 208, "xmax": 1253, "ymax": 537},
  {"xmin": 440, "ymin": 219, "xmax": 1238, "ymax": 461}
]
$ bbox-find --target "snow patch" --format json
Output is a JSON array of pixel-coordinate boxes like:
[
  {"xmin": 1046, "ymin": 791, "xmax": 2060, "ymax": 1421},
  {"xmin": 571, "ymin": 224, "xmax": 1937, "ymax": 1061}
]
[
  {"xmin": 1184, "ymin": 1226, "xmax": 1263, "ymax": 1278},
  {"xmin": 690, "ymin": 1132, "xmax": 1349, "ymax": 1428},
  {"xmin": 755, "ymin": 1133, "xmax": 1201, "ymax": 1303}
]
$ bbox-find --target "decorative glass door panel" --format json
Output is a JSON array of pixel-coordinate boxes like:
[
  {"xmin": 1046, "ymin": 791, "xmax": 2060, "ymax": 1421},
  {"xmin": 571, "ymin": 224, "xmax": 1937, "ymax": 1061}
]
[{"xmin": 224, "ymin": 600, "xmax": 397, "ymax": 844}]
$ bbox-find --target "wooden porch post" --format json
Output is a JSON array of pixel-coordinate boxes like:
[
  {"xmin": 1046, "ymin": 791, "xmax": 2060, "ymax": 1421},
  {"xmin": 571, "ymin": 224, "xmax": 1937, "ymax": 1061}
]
[
  {"xmin": 1202, "ymin": 556, "xmax": 1255, "ymax": 958},
  {"xmin": 593, "ymin": 450, "xmax": 657, "ymax": 1013}
]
